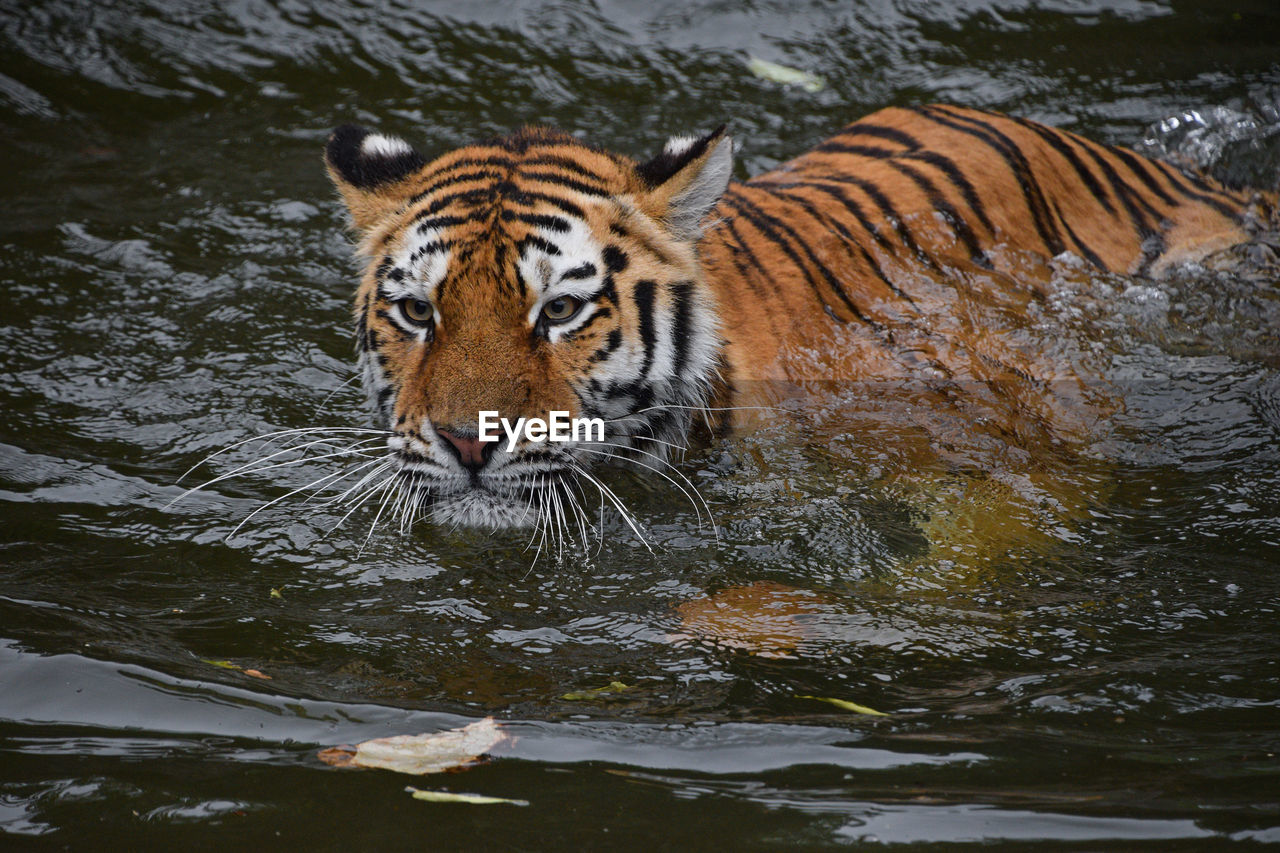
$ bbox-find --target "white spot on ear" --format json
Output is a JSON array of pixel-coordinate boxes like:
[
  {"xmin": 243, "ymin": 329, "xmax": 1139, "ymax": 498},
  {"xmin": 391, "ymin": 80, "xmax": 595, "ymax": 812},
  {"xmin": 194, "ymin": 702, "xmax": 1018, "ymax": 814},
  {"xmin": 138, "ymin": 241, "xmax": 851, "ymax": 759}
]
[
  {"xmin": 663, "ymin": 135, "xmax": 698, "ymax": 158},
  {"xmin": 361, "ymin": 133, "xmax": 413, "ymax": 159},
  {"xmin": 667, "ymin": 135, "xmax": 734, "ymax": 241}
]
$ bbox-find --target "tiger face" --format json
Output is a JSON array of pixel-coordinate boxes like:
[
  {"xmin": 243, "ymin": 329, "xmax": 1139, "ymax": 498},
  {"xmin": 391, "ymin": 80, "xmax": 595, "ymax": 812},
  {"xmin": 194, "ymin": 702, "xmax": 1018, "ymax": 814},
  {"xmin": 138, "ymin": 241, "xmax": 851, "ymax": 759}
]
[{"xmin": 325, "ymin": 125, "xmax": 733, "ymax": 529}]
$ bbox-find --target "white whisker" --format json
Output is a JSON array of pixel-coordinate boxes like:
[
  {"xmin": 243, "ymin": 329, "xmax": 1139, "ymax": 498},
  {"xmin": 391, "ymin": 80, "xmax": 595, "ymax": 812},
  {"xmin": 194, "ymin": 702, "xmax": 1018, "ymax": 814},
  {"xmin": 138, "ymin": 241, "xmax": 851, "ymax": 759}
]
[
  {"xmin": 177, "ymin": 426, "xmax": 388, "ymax": 483},
  {"xmin": 167, "ymin": 437, "xmax": 387, "ymax": 510},
  {"xmin": 578, "ymin": 446, "xmax": 717, "ymax": 539},
  {"xmin": 568, "ymin": 461, "xmax": 652, "ymax": 552}
]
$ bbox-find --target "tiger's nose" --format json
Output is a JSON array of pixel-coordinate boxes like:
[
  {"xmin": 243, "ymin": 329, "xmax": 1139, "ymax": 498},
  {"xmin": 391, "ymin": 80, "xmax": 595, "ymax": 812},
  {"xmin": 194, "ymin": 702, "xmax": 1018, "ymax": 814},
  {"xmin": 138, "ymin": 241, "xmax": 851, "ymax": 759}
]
[{"xmin": 436, "ymin": 428, "xmax": 497, "ymax": 472}]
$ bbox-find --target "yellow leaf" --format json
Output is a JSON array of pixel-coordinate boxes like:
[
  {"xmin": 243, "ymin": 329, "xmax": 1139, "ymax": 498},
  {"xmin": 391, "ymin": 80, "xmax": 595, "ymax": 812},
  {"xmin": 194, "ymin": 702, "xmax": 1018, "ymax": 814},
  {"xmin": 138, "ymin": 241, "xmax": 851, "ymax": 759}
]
[
  {"xmin": 797, "ymin": 695, "xmax": 889, "ymax": 717},
  {"xmin": 406, "ymin": 787, "xmax": 528, "ymax": 806},
  {"xmin": 561, "ymin": 681, "xmax": 632, "ymax": 701},
  {"xmin": 269, "ymin": 588, "xmax": 284, "ymax": 599},
  {"xmin": 201, "ymin": 659, "xmax": 241, "ymax": 670}
]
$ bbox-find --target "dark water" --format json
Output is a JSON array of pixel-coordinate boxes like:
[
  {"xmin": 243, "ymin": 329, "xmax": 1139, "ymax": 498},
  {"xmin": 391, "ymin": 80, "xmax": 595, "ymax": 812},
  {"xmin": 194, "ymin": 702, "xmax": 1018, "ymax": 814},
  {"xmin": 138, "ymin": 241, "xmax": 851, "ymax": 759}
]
[{"xmin": 3, "ymin": 0, "xmax": 1280, "ymax": 848}]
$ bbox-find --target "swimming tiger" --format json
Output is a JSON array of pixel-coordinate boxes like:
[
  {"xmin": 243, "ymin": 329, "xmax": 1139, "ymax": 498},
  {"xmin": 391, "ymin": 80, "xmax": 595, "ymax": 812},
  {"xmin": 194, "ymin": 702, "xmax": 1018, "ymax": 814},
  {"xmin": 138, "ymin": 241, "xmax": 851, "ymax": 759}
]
[{"xmin": 324, "ymin": 104, "xmax": 1276, "ymax": 540}]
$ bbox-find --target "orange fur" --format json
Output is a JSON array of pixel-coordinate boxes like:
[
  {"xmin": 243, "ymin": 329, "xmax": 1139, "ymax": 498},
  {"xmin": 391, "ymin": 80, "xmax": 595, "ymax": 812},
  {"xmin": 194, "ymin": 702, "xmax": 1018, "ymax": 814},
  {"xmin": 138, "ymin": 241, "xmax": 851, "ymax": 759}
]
[{"xmin": 325, "ymin": 104, "xmax": 1275, "ymax": 535}]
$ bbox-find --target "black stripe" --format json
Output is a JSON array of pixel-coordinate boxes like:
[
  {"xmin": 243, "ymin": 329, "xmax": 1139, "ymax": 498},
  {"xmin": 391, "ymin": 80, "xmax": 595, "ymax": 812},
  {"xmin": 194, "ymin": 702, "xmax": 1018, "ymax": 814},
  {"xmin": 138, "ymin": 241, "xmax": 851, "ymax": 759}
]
[
  {"xmin": 518, "ymin": 234, "xmax": 562, "ymax": 257},
  {"xmin": 562, "ymin": 306, "xmax": 611, "ymax": 341},
  {"xmin": 1109, "ymin": 146, "xmax": 1180, "ymax": 207},
  {"xmin": 632, "ymin": 279, "xmax": 657, "ymax": 378},
  {"xmin": 520, "ymin": 171, "xmax": 611, "ymax": 197},
  {"xmin": 886, "ymin": 159, "xmax": 993, "ymax": 269},
  {"xmin": 1050, "ymin": 200, "xmax": 1109, "ymax": 270},
  {"xmin": 1136, "ymin": 151, "xmax": 1244, "ymax": 219},
  {"xmin": 498, "ymin": 187, "xmax": 587, "ymax": 219},
  {"xmin": 598, "ymin": 272, "xmax": 619, "ymax": 305},
  {"xmin": 512, "ymin": 264, "xmax": 529, "ymax": 300},
  {"xmin": 722, "ymin": 191, "xmax": 878, "ymax": 327},
  {"xmin": 405, "ymin": 189, "xmax": 494, "ymax": 222},
  {"xmin": 355, "ymin": 294, "xmax": 370, "ymax": 352},
  {"xmin": 603, "ymin": 245, "xmax": 628, "ymax": 273},
  {"xmin": 1071, "ymin": 140, "xmax": 1161, "ymax": 253},
  {"xmin": 915, "ymin": 105, "xmax": 1066, "ymax": 256},
  {"xmin": 806, "ymin": 140, "xmax": 999, "ymax": 240},
  {"xmin": 576, "ymin": 276, "xmax": 618, "ymax": 305},
  {"xmin": 413, "ymin": 213, "xmax": 472, "ymax": 233},
  {"xmin": 561, "ymin": 262, "xmax": 597, "ymax": 280},
  {"xmin": 1148, "ymin": 160, "xmax": 1244, "ymax": 216},
  {"xmin": 716, "ymin": 218, "xmax": 773, "ymax": 301},
  {"xmin": 501, "ymin": 210, "xmax": 570, "ymax": 232},
  {"xmin": 604, "ymin": 380, "xmax": 653, "ymax": 410},
  {"xmin": 834, "ymin": 122, "xmax": 921, "ymax": 149},
  {"xmin": 760, "ymin": 184, "xmax": 920, "ymax": 308},
  {"xmin": 425, "ymin": 155, "xmax": 515, "ymax": 178},
  {"xmin": 669, "ymin": 282, "xmax": 694, "ymax": 378},
  {"xmin": 812, "ymin": 141, "xmax": 900, "ymax": 158},
  {"xmin": 771, "ymin": 179, "xmax": 894, "ymax": 254},
  {"xmin": 407, "ymin": 170, "xmax": 505, "ymax": 204},
  {"xmin": 588, "ymin": 328, "xmax": 623, "ymax": 364},
  {"xmin": 409, "ymin": 239, "xmax": 453, "ymax": 263},
  {"xmin": 902, "ymin": 150, "xmax": 999, "ymax": 236},
  {"xmin": 794, "ymin": 174, "xmax": 942, "ymax": 272},
  {"xmin": 522, "ymin": 154, "xmax": 610, "ymax": 184},
  {"xmin": 1009, "ymin": 117, "xmax": 1116, "ymax": 215}
]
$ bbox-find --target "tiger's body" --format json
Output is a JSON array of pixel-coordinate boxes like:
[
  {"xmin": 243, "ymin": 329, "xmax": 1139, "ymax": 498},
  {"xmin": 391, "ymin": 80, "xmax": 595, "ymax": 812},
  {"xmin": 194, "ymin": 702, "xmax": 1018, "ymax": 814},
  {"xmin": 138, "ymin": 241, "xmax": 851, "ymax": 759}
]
[{"xmin": 325, "ymin": 104, "xmax": 1275, "ymax": 536}]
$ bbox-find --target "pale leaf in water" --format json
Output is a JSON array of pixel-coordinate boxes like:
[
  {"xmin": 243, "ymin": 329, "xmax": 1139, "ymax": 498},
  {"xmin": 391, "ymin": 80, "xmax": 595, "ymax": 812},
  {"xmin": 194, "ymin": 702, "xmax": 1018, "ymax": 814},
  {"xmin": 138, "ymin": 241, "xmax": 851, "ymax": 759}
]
[
  {"xmin": 406, "ymin": 787, "xmax": 528, "ymax": 806},
  {"xmin": 746, "ymin": 56, "xmax": 825, "ymax": 93},
  {"xmin": 317, "ymin": 717, "xmax": 510, "ymax": 775},
  {"xmin": 797, "ymin": 695, "xmax": 889, "ymax": 717}
]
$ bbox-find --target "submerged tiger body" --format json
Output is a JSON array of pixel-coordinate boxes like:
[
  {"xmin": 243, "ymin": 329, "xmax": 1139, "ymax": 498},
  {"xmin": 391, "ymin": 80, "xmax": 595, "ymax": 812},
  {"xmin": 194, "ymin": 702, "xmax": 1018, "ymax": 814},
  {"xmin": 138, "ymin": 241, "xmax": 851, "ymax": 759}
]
[{"xmin": 325, "ymin": 104, "xmax": 1275, "ymax": 536}]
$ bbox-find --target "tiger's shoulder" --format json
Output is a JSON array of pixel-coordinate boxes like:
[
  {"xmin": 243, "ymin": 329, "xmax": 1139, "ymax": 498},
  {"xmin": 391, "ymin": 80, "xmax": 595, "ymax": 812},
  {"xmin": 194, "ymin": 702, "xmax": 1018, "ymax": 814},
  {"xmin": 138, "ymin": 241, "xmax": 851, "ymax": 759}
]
[{"xmin": 700, "ymin": 103, "xmax": 1276, "ymax": 386}]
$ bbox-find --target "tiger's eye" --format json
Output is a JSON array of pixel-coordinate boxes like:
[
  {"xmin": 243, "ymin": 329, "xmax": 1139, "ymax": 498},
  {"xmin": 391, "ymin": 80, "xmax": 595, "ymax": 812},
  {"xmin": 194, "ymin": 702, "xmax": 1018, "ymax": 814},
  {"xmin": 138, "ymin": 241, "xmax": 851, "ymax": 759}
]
[
  {"xmin": 399, "ymin": 298, "xmax": 433, "ymax": 326},
  {"xmin": 542, "ymin": 296, "xmax": 581, "ymax": 323}
]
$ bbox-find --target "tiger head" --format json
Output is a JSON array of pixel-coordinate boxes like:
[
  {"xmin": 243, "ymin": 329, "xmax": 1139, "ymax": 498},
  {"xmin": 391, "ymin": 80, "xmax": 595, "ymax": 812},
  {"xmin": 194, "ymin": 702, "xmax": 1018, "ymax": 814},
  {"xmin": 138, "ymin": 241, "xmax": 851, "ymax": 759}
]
[{"xmin": 324, "ymin": 124, "xmax": 733, "ymax": 530}]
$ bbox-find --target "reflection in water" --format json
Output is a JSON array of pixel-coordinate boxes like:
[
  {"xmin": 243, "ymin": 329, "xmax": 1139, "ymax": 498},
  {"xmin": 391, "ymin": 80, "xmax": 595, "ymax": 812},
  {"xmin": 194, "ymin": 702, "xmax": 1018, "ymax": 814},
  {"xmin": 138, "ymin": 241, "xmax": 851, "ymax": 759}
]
[{"xmin": 1, "ymin": 0, "xmax": 1279, "ymax": 846}]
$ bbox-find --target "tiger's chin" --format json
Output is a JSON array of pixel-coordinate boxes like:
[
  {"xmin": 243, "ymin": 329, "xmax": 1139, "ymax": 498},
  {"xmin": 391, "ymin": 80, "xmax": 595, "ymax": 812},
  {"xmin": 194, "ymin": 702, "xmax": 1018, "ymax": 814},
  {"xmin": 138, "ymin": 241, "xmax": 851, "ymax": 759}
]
[
  {"xmin": 425, "ymin": 485, "xmax": 541, "ymax": 530},
  {"xmin": 409, "ymin": 473, "xmax": 550, "ymax": 527}
]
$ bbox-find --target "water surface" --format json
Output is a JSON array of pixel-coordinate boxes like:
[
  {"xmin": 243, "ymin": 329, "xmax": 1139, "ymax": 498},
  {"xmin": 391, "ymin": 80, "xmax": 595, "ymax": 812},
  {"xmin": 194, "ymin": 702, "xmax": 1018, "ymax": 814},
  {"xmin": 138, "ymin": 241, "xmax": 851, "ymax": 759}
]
[{"xmin": 2, "ymin": 0, "xmax": 1279, "ymax": 848}]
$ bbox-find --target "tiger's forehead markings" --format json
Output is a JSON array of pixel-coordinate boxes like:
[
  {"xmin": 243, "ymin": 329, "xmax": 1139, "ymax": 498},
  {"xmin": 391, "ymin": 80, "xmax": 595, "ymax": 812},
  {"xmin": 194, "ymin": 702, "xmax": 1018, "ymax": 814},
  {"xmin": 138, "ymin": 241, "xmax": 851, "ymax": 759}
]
[{"xmin": 378, "ymin": 137, "xmax": 636, "ymax": 303}]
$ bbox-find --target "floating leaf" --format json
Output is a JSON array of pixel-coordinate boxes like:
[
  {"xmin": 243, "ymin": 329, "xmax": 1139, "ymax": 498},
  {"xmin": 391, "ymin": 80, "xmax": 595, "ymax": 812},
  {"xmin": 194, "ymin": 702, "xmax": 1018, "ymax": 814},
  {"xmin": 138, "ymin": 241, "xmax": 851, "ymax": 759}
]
[
  {"xmin": 317, "ymin": 746, "xmax": 359, "ymax": 767},
  {"xmin": 317, "ymin": 717, "xmax": 510, "ymax": 775},
  {"xmin": 561, "ymin": 681, "xmax": 632, "ymax": 701},
  {"xmin": 269, "ymin": 588, "xmax": 284, "ymax": 600},
  {"xmin": 243, "ymin": 669, "xmax": 271, "ymax": 680},
  {"xmin": 201, "ymin": 659, "xmax": 241, "ymax": 670},
  {"xmin": 797, "ymin": 695, "xmax": 889, "ymax": 717},
  {"xmin": 406, "ymin": 787, "xmax": 528, "ymax": 806},
  {"xmin": 746, "ymin": 56, "xmax": 825, "ymax": 93}
]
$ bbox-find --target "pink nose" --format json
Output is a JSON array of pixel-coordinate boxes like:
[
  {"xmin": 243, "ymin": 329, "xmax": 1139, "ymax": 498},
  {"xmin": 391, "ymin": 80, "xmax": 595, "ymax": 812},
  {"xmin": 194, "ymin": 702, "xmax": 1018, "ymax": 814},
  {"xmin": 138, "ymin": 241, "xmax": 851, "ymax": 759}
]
[{"xmin": 436, "ymin": 428, "xmax": 496, "ymax": 471}]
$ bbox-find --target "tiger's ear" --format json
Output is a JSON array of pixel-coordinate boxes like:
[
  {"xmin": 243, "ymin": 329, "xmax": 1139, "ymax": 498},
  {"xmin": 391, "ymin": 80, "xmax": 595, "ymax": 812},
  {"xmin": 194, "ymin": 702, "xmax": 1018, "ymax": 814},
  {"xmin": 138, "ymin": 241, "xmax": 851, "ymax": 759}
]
[
  {"xmin": 636, "ymin": 125, "xmax": 733, "ymax": 241},
  {"xmin": 325, "ymin": 124, "xmax": 427, "ymax": 233}
]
